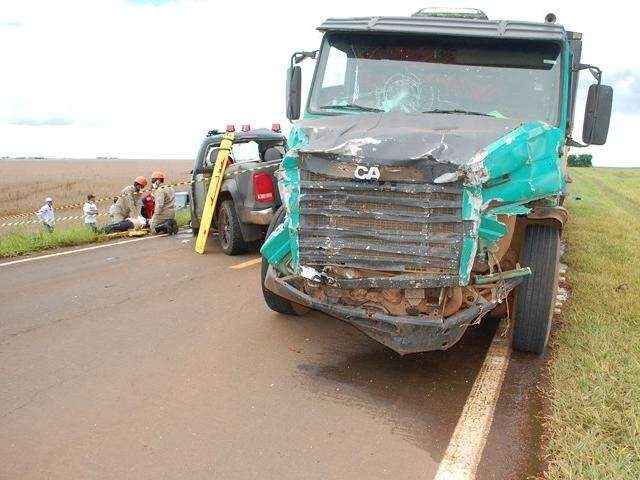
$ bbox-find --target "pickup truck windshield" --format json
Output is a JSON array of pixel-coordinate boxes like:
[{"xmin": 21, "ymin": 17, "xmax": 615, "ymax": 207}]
[{"xmin": 308, "ymin": 33, "xmax": 562, "ymax": 125}]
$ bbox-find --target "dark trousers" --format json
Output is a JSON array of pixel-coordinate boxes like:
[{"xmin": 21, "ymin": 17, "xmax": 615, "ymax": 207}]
[
  {"xmin": 102, "ymin": 220, "xmax": 134, "ymax": 234},
  {"xmin": 155, "ymin": 219, "xmax": 178, "ymax": 235}
]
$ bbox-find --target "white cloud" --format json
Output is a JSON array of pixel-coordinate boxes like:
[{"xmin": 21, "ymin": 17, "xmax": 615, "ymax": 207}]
[{"xmin": 0, "ymin": 0, "xmax": 637, "ymax": 165}]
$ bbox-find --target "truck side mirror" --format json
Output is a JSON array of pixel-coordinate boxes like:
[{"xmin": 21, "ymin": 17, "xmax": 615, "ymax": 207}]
[
  {"xmin": 582, "ymin": 84, "xmax": 613, "ymax": 145},
  {"xmin": 286, "ymin": 66, "xmax": 302, "ymax": 121}
]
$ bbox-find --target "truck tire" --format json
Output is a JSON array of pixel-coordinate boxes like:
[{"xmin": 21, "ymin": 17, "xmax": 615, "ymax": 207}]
[
  {"xmin": 217, "ymin": 200, "xmax": 248, "ymax": 255},
  {"xmin": 261, "ymin": 207, "xmax": 308, "ymax": 316},
  {"xmin": 512, "ymin": 224, "xmax": 560, "ymax": 354}
]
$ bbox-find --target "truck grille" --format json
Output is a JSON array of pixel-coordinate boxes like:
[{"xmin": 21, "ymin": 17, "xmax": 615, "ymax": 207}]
[{"xmin": 298, "ymin": 169, "xmax": 465, "ymax": 282}]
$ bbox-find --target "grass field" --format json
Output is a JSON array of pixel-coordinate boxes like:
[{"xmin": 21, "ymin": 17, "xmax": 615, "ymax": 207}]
[
  {"xmin": 0, "ymin": 209, "xmax": 192, "ymax": 258},
  {"xmin": 0, "ymin": 159, "xmax": 193, "ymax": 218},
  {"xmin": 0, "ymin": 158, "xmax": 194, "ymax": 257},
  {"xmin": 545, "ymin": 167, "xmax": 640, "ymax": 479}
]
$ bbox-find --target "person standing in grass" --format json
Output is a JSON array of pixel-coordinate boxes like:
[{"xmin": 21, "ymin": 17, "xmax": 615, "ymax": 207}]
[
  {"xmin": 83, "ymin": 194, "xmax": 98, "ymax": 232},
  {"xmin": 36, "ymin": 197, "xmax": 55, "ymax": 233}
]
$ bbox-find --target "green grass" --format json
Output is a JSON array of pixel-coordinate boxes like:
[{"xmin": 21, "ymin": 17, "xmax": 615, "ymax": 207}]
[
  {"xmin": 176, "ymin": 208, "xmax": 191, "ymax": 228},
  {"xmin": 0, "ymin": 226, "xmax": 102, "ymax": 258},
  {"xmin": 0, "ymin": 209, "xmax": 192, "ymax": 258},
  {"xmin": 545, "ymin": 167, "xmax": 640, "ymax": 479}
]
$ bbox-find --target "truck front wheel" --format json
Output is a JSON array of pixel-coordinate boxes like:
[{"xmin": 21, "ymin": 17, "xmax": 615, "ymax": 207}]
[
  {"xmin": 512, "ymin": 223, "xmax": 560, "ymax": 354},
  {"xmin": 261, "ymin": 207, "xmax": 308, "ymax": 316}
]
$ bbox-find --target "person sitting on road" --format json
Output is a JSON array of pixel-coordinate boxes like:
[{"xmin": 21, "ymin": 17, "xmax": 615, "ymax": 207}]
[
  {"xmin": 148, "ymin": 171, "xmax": 177, "ymax": 235},
  {"xmin": 36, "ymin": 197, "xmax": 55, "ymax": 233},
  {"xmin": 83, "ymin": 194, "xmax": 98, "ymax": 232},
  {"xmin": 110, "ymin": 176, "xmax": 147, "ymax": 223}
]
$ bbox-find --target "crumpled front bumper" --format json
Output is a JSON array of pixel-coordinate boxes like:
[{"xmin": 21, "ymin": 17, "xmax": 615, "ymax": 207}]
[{"xmin": 264, "ymin": 266, "xmax": 522, "ymax": 355}]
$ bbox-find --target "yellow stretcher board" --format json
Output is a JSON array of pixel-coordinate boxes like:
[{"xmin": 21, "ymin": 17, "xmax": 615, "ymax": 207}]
[{"xmin": 195, "ymin": 132, "xmax": 235, "ymax": 254}]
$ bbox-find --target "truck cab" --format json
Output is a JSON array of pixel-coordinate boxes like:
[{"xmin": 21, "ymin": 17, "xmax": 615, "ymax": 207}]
[
  {"xmin": 190, "ymin": 126, "xmax": 286, "ymax": 254},
  {"xmin": 261, "ymin": 9, "xmax": 613, "ymax": 354}
]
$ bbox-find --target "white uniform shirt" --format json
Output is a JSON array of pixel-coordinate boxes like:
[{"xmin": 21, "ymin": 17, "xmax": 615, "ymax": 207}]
[
  {"xmin": 36, "ymin": 204, "xmax": 55, "ymax": 227},
  {"xmin": 108, "ymin": 203, "xmax": 118, "ymax": 222},
  {"xmin": 83, "ymin": 202, "xmax": 98, "ymax": 224}
]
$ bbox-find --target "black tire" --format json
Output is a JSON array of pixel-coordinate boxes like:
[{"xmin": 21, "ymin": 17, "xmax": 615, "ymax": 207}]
[
  {"xmin": 513, "ymin": 224, "xmax": 560, "ymax": 354},
  {"xmin": 217, "ymin": 200, "xmax": 248, "ymax": 255},
  {"xmin": 261, "ymin": 207, "xmax": 308, "ymax": 316}
]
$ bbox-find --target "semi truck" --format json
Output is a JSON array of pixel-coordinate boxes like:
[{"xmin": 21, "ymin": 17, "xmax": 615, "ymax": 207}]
[{"xmin": 260, "ymin": 8, "xmax": 613, "ymax": 354}]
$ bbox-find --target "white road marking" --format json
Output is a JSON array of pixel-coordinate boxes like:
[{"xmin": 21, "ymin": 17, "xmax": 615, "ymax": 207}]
[
  {"xmin": 0, "ymin": 235, "xmax": 167, "ymax": 267},
  {"xmin": 230, "ymin": 257, "xmax": 262, "ymax": 269},
  {"xmin": 434, "ymin": 320, "xmax": 511, "ymax": 480}
]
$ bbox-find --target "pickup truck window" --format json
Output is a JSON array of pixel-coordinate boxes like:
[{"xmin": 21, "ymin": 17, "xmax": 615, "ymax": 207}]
[
  {"xmin": 231, "ymin": 141, "xmax": 261, "ymax": 164},
  {"xmin": 203, "ymin": 145, "xmax": 220, "ymax": 168},
  {"xmin": 309, "ymin": 32, "xmax": 562, "ymax": 125}
]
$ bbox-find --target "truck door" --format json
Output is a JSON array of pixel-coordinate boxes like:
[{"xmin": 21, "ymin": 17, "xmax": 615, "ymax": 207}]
[{"xmin": 193, "ymin": 144, "xmax": 219, "ymax": 226}]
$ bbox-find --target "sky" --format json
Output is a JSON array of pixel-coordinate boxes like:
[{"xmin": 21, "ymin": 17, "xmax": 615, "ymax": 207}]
[{"xmin": 0, "ymin": 0, "xmax": 638, "ymax": 166}]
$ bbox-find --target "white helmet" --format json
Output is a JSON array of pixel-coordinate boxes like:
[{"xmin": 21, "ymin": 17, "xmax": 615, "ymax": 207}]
[{"xmin": 45, "ymin": 197, "xmax": 53, "ymax": 202}]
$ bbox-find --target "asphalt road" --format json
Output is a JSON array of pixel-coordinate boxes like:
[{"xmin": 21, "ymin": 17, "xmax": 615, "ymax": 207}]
[{"xmin": 0, "ymin": 234, "xmax": 545, "ymax": 479}]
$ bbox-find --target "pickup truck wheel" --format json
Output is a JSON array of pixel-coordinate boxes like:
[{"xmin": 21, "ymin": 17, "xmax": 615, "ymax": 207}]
[
  {"xmin": 512, "ymin": 224, "xmax": 560, "ymax": 354},
  {"xmin": 261, "ymin": 207, "xmax": 309, "ymax": 316},
  {"xmin": 217, "ymin": 200, "xmax": 248, "ymax": 255}
]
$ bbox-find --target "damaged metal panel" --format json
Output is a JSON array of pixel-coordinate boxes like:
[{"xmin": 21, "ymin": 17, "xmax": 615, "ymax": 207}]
[
  {"xmin": 472, "ymin": 120, "xmax": 564, "ymax": 261},
  {"xmin": 264, "ymin": 113, "xmax": 565, "ymax": 284},
  {"xmin": 263, "ymin": 125, "xmax": 308, "ymax": 271},
  {"xmin": 296, "ymin": 112, "xmax": 523, "ymax": 165}
]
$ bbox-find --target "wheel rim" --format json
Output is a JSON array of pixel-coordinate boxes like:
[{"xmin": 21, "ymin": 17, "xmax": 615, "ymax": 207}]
[{"xmin": 219, "ymin": 210, "xmax": 230, "ymax": 248}]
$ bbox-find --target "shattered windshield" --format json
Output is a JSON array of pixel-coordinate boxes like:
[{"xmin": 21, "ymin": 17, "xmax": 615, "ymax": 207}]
[{"xmin": 308, "ymin": 33, "xmax": 562, "ymax": 125}]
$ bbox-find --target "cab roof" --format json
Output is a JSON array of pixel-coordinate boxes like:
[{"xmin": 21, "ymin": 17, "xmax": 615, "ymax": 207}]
[{"xmin": 317, "ymin": 15, "xmax": 567, "ymax": 42}]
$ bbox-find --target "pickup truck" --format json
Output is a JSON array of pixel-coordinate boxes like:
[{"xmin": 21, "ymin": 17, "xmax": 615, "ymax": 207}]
[{"xmin": 190, "ymin": 126, "xmax": 287, "ymax": 254}]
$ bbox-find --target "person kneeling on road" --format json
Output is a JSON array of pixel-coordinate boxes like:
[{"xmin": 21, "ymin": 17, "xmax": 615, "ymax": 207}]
[
  {"xmin": 102, "ymin": 176, "xmax": 148, "ymax": 234},
  {"xmin": 110, "ymin": 176, "xmax": 147, "ymax": 223},
  {"xmin": 149, "ymin": 171, "xmax": 177, "ymax": 235}
]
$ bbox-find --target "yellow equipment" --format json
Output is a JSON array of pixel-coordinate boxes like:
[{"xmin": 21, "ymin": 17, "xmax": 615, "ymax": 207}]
[{"xmin": 195, "ymin": 132, "xmax": 235, "ymax": 254}]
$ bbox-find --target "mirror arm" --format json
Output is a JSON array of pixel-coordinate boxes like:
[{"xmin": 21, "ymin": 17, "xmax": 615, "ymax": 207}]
[
  {"xmin": 290, "ymin": 50, "xmax": 318, "ymax": 68},
  {"xmin": 573, "ymin": 63, "xmax": 602, "ymax": 85},
  {"xmin": 566, "ymin": 137, "xmax": 588, "ymax": 148}
]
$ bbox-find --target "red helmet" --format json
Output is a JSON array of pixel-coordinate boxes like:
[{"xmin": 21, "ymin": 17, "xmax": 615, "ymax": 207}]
[
  {"xmin": 134, "ymin": 176, "xmax": 148, "ymax": 187},
  {"xmin": 151, "ymin": 171, "xmax": 165, "ymax": 181}
]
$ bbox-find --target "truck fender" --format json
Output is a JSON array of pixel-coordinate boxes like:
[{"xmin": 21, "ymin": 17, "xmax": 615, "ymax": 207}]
[
  {"xmin": 526, "ymin": 206, "xmax": 569, "ymax": 230},
  {"xmin": 220, "ymin": 178, "xmax": 263, "ymax": 242}
]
